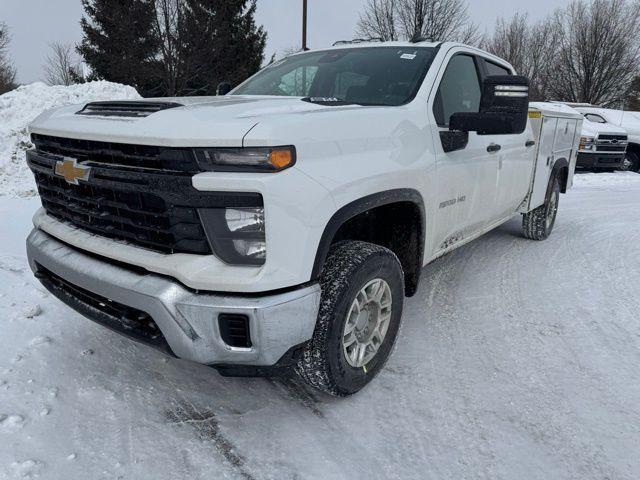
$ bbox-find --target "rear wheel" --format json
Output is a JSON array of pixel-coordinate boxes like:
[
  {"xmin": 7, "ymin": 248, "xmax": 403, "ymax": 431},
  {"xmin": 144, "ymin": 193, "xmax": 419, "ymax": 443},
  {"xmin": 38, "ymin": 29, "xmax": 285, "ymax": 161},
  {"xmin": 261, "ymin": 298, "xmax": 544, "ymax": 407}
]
[
  {"xmin": 621, "ymin": 150, "xmax": 640, "ymax": 172},
  {"xmin": 295, "ymin": 241, "xmax": 404, "ymax": 396},
  {"xmin": 522, "ymin": 175, "xmax": 560, "ymax": 241}
]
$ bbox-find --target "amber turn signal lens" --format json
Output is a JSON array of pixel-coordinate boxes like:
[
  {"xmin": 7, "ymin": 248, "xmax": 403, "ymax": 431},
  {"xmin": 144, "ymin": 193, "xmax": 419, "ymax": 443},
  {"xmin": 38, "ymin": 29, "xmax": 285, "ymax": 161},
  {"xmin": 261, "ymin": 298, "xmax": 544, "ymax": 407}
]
[{"xmin": 269, "ymin": 149, "xmax": 293, "ymax": 169}]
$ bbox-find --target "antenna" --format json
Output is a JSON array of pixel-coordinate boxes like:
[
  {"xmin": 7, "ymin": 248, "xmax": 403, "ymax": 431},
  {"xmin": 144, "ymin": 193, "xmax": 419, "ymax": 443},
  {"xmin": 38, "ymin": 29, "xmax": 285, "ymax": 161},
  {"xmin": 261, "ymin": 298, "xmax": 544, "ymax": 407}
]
[{"xmin": 302, "ymin": 0, "xmax": 308, "ymax": 51}]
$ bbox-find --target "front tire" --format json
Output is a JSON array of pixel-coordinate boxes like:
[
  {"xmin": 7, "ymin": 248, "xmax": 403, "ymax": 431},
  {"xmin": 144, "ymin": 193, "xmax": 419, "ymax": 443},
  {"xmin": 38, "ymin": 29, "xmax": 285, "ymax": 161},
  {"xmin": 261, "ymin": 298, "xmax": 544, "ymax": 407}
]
[
  {"xmin": 522, "ymin": 175, "xmax": 560, "ymax": 241},
  {"xmin": 295, "ymin": 241, "xmax": 405, "ymax": 396},
  {"xmin": 621, "ymin": 150, "xmax": 640, "ymax": 172}
]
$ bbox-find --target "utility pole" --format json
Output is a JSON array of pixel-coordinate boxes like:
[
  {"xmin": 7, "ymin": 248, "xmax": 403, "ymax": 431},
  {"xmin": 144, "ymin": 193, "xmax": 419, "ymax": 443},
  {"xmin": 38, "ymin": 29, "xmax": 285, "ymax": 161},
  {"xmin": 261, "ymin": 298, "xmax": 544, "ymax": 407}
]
[{"xmin": 302, "ymin": 0, "xmax": 308, "ymax": 51}]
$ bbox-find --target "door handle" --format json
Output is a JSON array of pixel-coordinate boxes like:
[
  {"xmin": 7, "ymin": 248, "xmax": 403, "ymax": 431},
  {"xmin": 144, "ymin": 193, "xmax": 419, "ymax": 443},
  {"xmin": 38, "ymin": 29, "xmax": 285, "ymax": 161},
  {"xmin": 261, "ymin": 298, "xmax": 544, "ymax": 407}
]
[
  {"xmin": 487, "ymin": 143, "xmax": 501, "ymax": 153},
  {"xmin": 525, "ymin": 140, "xmax": 536, "ymax": 148}
]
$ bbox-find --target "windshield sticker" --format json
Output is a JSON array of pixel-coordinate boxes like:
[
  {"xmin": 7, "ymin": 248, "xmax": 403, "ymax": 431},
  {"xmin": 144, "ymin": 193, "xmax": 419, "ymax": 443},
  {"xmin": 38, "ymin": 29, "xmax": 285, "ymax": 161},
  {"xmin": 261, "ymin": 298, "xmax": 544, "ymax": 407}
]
[{"xmin": 401, "ymin": 53, "xmax": 417, "ymax": 60}]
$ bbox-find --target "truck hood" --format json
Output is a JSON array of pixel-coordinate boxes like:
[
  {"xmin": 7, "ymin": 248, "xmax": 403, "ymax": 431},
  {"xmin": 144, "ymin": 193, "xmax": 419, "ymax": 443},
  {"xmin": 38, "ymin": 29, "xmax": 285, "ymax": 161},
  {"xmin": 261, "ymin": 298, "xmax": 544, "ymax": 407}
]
[
  {"xmin": 581, "ymin": 118, "xmax": 627, "ymax": 138},
  {"xmin": 28, "ymin": 95, "xmax": 361, "ymax": 147}
]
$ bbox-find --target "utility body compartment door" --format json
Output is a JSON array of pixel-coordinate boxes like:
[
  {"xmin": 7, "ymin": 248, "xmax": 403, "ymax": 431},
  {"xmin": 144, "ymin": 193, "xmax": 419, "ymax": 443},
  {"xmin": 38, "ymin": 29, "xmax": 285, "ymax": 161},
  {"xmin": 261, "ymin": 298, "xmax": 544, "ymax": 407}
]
[
  {"xmin": 527, "ymin": 115, "xmax": 557, "ymax": 210},
  {"xmin": 524, "ymin": 104, "xmax": 582, "ymax": 211}
]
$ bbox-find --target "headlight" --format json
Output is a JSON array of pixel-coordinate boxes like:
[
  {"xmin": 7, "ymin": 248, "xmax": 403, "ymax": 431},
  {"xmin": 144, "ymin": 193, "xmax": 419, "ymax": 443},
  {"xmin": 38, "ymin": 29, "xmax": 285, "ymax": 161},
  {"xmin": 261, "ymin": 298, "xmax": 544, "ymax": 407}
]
[
  {"xmin": 225, "ymin": 207, "xmax": 265, "ymax": 233},
  {"xmin": 194, "ymin": 147, "xmax": 295, "ymax": 172},
  {"xmin": 199, "ymin": 205, "xmax": 266, "ymax": 266},
  {"xmin": 579, "ymin": 136, "xmax": 595, "ymax": 151}
]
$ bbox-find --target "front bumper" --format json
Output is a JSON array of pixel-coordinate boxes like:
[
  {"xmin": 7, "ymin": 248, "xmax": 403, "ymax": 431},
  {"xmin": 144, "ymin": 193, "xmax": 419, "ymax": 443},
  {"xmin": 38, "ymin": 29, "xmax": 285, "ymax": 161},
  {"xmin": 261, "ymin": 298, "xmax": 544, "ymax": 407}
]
[
  {"xmin": 26, "ymin": 228, "xmax": 320, "ymax": 369},
  {"xmin": 576, "ymin": 152, "xmax": 624, "ymax": 169}
]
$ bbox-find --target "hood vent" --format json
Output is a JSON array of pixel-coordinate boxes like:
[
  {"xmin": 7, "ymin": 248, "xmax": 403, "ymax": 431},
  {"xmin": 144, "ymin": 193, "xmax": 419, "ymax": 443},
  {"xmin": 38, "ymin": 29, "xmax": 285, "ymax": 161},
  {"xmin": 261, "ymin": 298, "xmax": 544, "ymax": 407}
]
[{"xmin": 76, "ymin": 101, "xmax": 183, "ymax": 118}]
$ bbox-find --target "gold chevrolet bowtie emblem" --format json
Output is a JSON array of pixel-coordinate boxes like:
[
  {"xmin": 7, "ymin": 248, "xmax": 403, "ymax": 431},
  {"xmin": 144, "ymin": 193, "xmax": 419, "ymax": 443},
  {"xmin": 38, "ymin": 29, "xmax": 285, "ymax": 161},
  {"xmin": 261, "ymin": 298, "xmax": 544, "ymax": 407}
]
[{"xmin": 54, "ymin": 157, "xmax": 91, "ymax": 185}]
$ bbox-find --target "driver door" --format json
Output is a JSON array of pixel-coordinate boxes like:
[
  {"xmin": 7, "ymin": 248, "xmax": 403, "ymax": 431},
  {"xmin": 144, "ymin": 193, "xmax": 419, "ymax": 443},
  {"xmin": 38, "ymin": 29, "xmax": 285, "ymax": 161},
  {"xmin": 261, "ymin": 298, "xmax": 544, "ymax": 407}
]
[{"xmin": 430, "ymin": 52, "xmax": 499, "ymax": 253}]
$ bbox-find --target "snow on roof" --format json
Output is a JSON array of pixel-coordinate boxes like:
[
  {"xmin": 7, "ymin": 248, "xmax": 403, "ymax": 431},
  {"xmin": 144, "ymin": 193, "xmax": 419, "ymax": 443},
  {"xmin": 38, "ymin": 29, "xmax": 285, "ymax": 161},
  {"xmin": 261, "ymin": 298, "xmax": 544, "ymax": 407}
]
[{"xmin": 529, "ymin": 101, "xmax": 584, "ymax": 119}]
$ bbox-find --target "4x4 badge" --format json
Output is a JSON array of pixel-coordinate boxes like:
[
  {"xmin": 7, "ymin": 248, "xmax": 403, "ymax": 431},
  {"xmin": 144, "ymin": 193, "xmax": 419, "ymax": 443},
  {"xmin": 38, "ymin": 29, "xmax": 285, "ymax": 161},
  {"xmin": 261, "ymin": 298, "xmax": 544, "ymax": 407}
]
[{"xmin": 54, "ymin": 157, "xmax": 91, "ymax": 185}]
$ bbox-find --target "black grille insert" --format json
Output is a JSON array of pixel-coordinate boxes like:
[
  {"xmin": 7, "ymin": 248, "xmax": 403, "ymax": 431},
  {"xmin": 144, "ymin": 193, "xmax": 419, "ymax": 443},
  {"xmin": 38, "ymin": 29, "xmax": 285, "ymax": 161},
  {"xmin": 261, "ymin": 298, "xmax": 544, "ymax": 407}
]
[
  {"xmin": 35, "ymin": 264, "xmax": 174, "ymax": 355},
  {"xmin": 31, "ymin": 133, "xmax": 199, "ymax": 173},
  {"xmin": 598, "ymin": 134, "xmax": 627, "ymax": 141},
  {"xmin": 31, "ymin": 165, "xmax": 211, "ymax": 254},
  {"xmin": 595, "ymin": 145, "xmax": 626, "ymax": 152}
]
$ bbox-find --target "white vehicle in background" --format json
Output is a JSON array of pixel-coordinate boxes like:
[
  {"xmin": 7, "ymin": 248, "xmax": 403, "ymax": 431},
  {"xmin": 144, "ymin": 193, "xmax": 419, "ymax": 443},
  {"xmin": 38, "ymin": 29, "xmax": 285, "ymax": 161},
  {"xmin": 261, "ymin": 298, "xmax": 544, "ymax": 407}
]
[
  {"xmin": 557, "ymin": 103, "xmax": 632, "ymax": 171},
  {"xmin": 25, "ymin": 41, "xmax": 583, "ymax": 395},
  {"xmin": 571, "ymin": 106, "xmax": 640, "ymax": 172}
]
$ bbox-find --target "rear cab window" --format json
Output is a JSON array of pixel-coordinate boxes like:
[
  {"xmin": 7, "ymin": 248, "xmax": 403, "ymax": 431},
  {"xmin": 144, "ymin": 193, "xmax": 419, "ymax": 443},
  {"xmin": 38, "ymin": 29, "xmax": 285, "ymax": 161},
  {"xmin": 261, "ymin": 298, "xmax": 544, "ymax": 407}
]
[{"xmin": 483, "ymin": 60, "xmax": 512, "ymax": 76}]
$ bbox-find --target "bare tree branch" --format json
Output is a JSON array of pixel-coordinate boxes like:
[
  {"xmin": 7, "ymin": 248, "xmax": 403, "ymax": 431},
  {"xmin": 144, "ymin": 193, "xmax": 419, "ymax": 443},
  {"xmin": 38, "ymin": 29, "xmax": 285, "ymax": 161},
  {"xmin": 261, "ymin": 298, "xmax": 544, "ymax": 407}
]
[
  {"xmin": 356, "ymin": 0, "xmax": 398, "ymax": 41},
  {"xmin": 483, "ymin": 13, "xmax": 562, "ymax": 100},
  {"xmin": 0, "ymin": 21, "xmax": 17, "ymax": 94},
  {"xmin": 356, "ymin": 0, "xmax": 476, "ymax": 42},
  {"xmin": 153, "ymin": 0, "xmax": 183, "ymax": 96},
  {"xmin": 550, "ymin": 0, "xmax": 640, "ymax": 106},
  {"xmin": 43, "ymin": 42, "xmax": 82, "ymax": 86}
]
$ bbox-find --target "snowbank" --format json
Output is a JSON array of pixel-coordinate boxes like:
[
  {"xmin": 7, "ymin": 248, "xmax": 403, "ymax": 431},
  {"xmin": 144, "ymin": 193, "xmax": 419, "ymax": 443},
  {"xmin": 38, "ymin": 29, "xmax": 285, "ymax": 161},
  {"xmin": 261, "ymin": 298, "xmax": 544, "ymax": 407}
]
[{"xmin": 0, "ymin": 81, "xmax": 140, "ymax": 198}]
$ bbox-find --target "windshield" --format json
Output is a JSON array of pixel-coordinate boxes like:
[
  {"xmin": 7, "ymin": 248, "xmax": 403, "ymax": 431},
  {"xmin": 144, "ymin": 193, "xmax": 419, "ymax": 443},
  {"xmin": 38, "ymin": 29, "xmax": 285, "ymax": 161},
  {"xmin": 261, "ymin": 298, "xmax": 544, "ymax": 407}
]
[
  {"xmin": 232, "ymin": 47, "xmax": 437, "ymax": 106},
  {"xmin": 584, "ymin": 113, "xmax": 607, "ymax": 124}
]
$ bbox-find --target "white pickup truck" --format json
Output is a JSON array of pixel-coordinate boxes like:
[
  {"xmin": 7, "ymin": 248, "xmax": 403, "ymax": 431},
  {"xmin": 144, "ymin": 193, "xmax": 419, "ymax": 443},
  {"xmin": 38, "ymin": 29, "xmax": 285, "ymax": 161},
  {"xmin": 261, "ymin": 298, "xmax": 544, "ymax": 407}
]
[
  {"xmin": 558, "ymin": 103, "xmax": 630, "ymax": 171},
  {"xmin": 25, "ymin": 41, "xmax": 582, "ymax": 396},
  {"xmin": 571, "ymin": 106, "xmax": 639, "ymax": 172}
]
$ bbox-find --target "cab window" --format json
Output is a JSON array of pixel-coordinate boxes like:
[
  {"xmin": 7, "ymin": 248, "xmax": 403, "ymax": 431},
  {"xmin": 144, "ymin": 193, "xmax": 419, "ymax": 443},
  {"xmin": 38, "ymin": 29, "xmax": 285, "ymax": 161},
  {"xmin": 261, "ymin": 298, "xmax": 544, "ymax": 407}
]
[
  {"xmin": 433, "ymin": 55, "xmax": 481, "ymax": 126},
  {"xmin": 484, "ymin": 60, "xmax": 511, "ymax": 76}
]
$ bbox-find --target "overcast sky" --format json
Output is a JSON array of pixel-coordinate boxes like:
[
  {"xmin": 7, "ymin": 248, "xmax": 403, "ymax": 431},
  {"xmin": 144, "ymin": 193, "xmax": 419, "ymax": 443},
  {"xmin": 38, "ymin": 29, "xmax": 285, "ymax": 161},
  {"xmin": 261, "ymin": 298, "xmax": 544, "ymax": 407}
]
[{"xmin": 1, "ymin": 0, "xmax": 571, "ymax": 84}]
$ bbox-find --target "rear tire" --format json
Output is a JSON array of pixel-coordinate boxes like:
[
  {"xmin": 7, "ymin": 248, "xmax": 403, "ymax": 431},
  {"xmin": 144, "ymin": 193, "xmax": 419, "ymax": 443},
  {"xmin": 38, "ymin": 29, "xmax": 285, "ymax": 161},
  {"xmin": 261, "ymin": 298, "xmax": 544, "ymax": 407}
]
[
  {"xmin": 522, "ymin": 175, "xmax": 560, "ymax": 241},
  {"xmin": 295, "ymin": 241, "xmax": 404, "ymax": 396},
  {"xmin": 621, "ymin": 150, "xmax": 640, "ymax": 172}
]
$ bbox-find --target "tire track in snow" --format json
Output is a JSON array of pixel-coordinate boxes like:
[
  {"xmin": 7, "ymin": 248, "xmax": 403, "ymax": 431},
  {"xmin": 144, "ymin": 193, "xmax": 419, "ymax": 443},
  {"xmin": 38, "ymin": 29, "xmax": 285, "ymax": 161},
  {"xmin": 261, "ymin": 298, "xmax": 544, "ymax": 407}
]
[
  {"xmin": 375, "ymin": 240, "xmax": 498, "ymax": 477},
  {"xmin": 164, "ymin": 401, "xmax": 256, "ymax": 480},
  {"xmin": 265, "ymin": 376, "xmax": 325, "ymax": 418}
]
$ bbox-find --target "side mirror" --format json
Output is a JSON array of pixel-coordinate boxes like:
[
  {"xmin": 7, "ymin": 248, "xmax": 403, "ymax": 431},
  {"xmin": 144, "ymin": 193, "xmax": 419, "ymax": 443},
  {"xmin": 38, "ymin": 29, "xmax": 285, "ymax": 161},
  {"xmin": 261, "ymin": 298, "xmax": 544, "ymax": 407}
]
[
  {"xmin": 216, "ymin": 82, "xmax": 232, "ymax": 96},
  {"xmin": 449, "ymin": 75, "xmax": 529, "ymax": 135},
  {"xmin": 440, "ymin": 130, "xmax": 468, "ymax": 153}
]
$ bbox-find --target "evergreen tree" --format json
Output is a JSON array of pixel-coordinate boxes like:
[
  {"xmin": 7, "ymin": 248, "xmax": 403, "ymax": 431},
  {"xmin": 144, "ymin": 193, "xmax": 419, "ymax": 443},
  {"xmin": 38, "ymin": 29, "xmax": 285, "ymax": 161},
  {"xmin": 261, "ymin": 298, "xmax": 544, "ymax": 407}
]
[
  {"xmin": 77, "ymin": 0, "xmax": 160, "ymax": 96},
  {"xmin": 178, "ymin": 0, "xmax": 266, "ymax": 95}
]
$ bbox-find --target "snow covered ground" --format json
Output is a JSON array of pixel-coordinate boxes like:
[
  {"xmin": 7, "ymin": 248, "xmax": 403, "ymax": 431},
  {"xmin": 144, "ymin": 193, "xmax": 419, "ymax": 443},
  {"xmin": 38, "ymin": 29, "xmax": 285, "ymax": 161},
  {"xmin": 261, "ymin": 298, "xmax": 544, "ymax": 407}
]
[{"xmin": 1, "ymin": 171, "xmax": 639, "ymax": 479}]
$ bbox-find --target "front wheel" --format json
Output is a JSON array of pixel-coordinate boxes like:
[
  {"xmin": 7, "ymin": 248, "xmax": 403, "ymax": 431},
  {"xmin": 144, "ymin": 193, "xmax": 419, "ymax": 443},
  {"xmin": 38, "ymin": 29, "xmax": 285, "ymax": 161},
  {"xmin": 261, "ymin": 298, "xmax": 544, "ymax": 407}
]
[
  {"xmin": 522, "ymin": 175, "xmax": 560, "ymax": 241},
  {"xmin": 621, "ymin": 151, "xmax": 639, "ymax": 172},
  {"xmin": 295, "ymin": 241, "xmax": 405, "ymax": 396}
]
